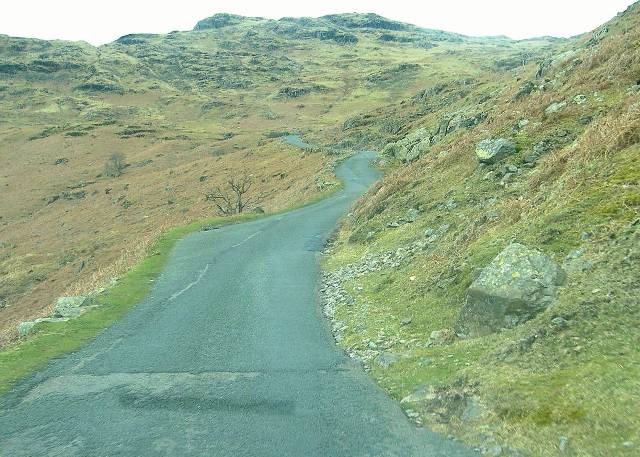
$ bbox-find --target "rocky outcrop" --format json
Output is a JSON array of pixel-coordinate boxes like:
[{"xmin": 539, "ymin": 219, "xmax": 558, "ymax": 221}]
[
  {"xmin": 456, "ymin": 243, "xmax": 565, "ymax": 337},
  {"xmin": 382, "ymin": 127, "xmax": 431, "ymax": 163},
  {"xmin": 475, "ymin": 138, "xmax": 516, "ymax": 164}
]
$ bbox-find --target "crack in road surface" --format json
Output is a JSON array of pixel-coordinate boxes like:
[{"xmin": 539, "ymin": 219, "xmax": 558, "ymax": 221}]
[{"xmin": 168, "ymin": 263, "xmax": 210, "ymax": 301}]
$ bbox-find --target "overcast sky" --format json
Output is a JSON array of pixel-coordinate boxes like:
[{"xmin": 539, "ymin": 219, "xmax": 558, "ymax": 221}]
[{"xmin": 0, "ymin": 0, "xmax": 635, "ymax": 45}]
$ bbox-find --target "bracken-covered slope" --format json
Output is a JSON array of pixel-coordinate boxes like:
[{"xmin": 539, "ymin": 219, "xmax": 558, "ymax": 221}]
[
  {"xmin": 0, "ymin": 13, "xmax": 558, "ymax": 344},
  {"xmin": 324, "ymin": 3, "xmax": 640, "ymax": 456}
]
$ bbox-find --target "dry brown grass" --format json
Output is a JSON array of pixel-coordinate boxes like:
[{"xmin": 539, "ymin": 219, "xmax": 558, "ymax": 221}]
[
  {"xmin": 0, "ymin": 131, "xmax": 331, "ymax": 346},
  {"xmin": 351, "ymin": 169, "xmax": 412, "ymax": 224}
]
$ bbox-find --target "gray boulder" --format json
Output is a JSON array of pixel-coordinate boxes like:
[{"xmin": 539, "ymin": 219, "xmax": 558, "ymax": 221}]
[
  {"xmin": 17, "ymin": 317, "xmax": 69, "ymax": 337},
  {"xmin": 54, "ymin": 296, "xmax": 87, "ymax": 318},
  {"xmin": 475, "ymin": 139, "xmax": 516, "ymax": 164},
  {"xmin": 457, "ymin": 243, "xmax": 565, "ymax": 337},
  {"xmin": 545, "ymin": 101, "xmax": 567, "ymax": 115},
  {"xmin": 17, "ymin": 321, "xmax": 36, "ymax": 337}
]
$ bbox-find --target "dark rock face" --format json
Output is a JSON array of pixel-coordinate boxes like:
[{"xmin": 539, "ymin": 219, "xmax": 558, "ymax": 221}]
[{"xmin": 456, "ymin": 243, "xmax": 565, "ymax": 337}]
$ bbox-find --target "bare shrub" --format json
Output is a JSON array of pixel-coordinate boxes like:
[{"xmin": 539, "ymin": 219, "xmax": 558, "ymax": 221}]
[
  {"xmin": 104, "ymin": 153, "xmax": 126, "ymax": 178},
  {"xmin": 206, "ymin": 173, "xmax": 263, "ymax": 215}
]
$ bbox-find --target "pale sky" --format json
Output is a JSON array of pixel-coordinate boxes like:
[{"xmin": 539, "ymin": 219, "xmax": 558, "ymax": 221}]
[{"xmin": 0, "ymin": 0, "xmax": 635, "ymax": 45}]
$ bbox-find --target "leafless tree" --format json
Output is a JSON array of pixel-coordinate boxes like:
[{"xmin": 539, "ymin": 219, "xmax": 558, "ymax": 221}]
[{"xmin": 206, "ymin": 173, "xmax": 263, "ymax": 215}]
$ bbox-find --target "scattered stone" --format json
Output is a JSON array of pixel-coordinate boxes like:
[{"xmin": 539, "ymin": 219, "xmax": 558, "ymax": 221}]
[
  {"xmin": 461, "ymin": 396, "xmax": 488, "ymax": 422},
  {"xmin": 201, "ymin": 224, "xmax": 220, "ymax": 232},
  {"xmin": 404, "ymin": 208, "xmax": 420, "ymax": 223},
  {"xmin": 0, "ymin": 297, "xmax": 6, "ymax": 310},
  {"xmin": 427, "ymin": 329, "xmax": 458, "ymax": 346},
  {"xmin": 457, "ymin": 243, "xmax": 565, "ymax": 337},
  {"xmin": 438, "ymin": 224, "xmax": 451, "ymax": 235},
  {"xmin": 475, "ymin": 139, "xmax": 516, "ymax": 164},
  {"xmin": 558, "ymin": 436, "xmax": 570, "ymax": 453},
  {"xmin": 533, "ymin": 139, "xmax": 553, "ymax": 156},
  {"xmin": 573, "ymin": 94, "xmax": 587, "ymax": 105},
  {"xmin": 579, "ymin": 115, "xmax": 593, "ymax": 125},
  {"xmin": 551, "ymin": 316, "xmax": 569, "ymax": 328},
  {"xmin": 564, "ymin": 248, "xmax": 594, "ymax": 272},
  {"xmin": 517, "ymin": 119, "xmax": 529, "ymax": 129},
  {"xmin": 485, "ymin": 210, "xmax": 500, "ymax": 221},
  {"xmin": 401, "ymin": 384, "xmax": 437, "ymax": 404},
  {"xmin": 622, "ymin": 441, "xmax": 634, "ymax": 448},
  {"xmin": 375, "ymin": 352, "xmax": 400, "ymax": 369},
  {"xmin": 404, "ymin": 409, "xmax": 420, "ymax": 419},
  {"xmin": 54, "ymin": 158, "xmax": 69, "ymax": 165},
  {"xmin": 400, "ymin": 317, "xmax": 412, "ymax": 326},
  {"xmin": 545, "ymin": 101, "xmax": 567, "ymax": 115}
]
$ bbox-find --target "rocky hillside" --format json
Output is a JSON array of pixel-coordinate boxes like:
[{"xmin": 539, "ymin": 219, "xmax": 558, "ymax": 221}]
[
  {"xmin": 323, "ymin": 3, "xmax": 639, "ymax": 456},
  {"xmin": 2, "ymin": 6, "xmax": 638, "ymax": 455},
  {"xmin": 0, "ymin": 13, "xmax": 558, "ymax": 344}
]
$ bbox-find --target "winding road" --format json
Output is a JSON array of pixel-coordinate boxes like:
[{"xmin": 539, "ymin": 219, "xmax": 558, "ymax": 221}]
[{"xmin": 0, "ymin": 152, "xmax": 475, "ymax": 456}]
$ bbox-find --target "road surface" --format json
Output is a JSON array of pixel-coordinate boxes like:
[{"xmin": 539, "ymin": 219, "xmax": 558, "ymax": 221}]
[{"xmin": 0, "ymin": 152, "xmax": 475, "ymax": 456}]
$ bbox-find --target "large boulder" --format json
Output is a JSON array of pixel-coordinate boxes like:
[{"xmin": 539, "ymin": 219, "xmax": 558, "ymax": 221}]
[
  {"xmin": 54, "ymin": 296, "xmax": 87, "ymax": 318},
  {"xmin": 475, "ymin": 138, "xmax": 516, "ymax": 164},
  {"xmin": 456, "ymin": 243, "xmax": 565, "ymax": 337}
]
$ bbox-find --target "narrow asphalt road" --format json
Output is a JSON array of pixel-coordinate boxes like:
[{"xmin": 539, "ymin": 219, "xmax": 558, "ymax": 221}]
[{"xmin": 0, "ymin": 152, "xmax": 475, "ymax": 457}]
